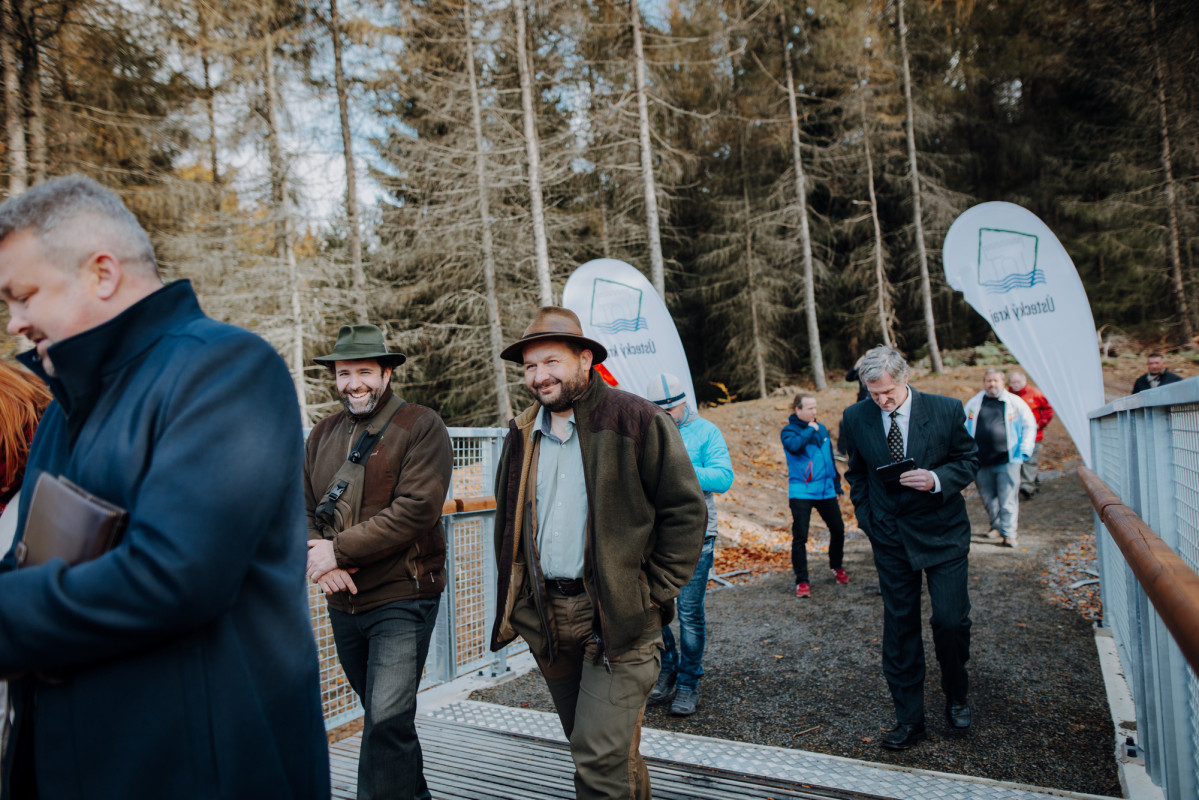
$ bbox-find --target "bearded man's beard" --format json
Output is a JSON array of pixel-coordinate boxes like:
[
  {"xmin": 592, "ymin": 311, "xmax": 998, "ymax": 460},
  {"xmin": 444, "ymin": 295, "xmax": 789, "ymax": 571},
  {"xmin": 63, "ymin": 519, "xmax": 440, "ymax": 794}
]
[
  {"xmin": 532, "ymin": 367, "xmax": 589, "ymax": 412},
  {"xmin": 341, "ymin": 384, "xmax": 386, "ymax": 416}
]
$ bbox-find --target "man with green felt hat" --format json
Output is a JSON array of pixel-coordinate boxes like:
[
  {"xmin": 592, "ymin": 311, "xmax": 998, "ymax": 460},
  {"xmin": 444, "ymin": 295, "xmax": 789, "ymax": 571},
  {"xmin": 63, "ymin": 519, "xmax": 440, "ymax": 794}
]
[{"xmin": 304, "ymin": 323, "xmax": 452, "ymax": 800}]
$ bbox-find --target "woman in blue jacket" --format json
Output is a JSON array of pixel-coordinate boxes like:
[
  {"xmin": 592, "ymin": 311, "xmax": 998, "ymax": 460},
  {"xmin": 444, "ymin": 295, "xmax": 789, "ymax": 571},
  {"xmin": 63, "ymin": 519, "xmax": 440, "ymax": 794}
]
[{"xmin": 781, "ymin": 393, "xmax": 847, "ymax": 597}]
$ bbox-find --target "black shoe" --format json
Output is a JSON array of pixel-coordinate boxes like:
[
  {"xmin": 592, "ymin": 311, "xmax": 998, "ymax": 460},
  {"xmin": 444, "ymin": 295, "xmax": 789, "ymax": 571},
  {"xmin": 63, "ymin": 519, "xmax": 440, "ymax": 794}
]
[
  {"xmin": 647, "ymin": 670, "xmax": 676, "ymax": 706},
  {"xmin": 1019, "ymin": 488, "xmax": 1033, "ymax": 500},
  {"xmin": 946, "ymin": 700, "xmax": 972, "ymax": 729},
  {"xmin": 880, "ymin": 721, "xmax": 927, "ymax": 750}
]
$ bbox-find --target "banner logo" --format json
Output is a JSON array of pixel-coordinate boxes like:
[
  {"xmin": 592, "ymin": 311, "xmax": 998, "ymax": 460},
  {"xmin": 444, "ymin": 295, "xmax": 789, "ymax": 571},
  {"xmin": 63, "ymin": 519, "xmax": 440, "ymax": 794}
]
[
  {"xmin": 588, "ymin": 278, "xmax": 647, "ymax": 333},
  {"xmin": 978, "ymin": 228, "xmax": 1046, "ymax": 295}
]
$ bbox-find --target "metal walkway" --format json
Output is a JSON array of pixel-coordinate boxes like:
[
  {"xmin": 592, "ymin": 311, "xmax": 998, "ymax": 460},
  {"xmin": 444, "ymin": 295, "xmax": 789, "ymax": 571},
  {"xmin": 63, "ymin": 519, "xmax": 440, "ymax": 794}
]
[{"xmin": 328, "ymin": 701, "xmax": 1118, "ymax": 800}]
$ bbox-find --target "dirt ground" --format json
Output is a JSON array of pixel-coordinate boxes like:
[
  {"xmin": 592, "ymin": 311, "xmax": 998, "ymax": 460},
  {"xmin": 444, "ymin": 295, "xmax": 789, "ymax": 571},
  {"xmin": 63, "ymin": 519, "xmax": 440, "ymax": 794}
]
[{"xmin": 470, "ymin": 354, "xmax": 1190, "ymax": 796}]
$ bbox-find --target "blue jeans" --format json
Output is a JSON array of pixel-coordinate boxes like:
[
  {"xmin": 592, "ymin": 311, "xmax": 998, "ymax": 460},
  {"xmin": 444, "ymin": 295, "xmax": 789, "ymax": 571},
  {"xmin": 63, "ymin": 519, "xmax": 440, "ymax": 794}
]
[
  {"xmin": 660, "ymin": 537, "xmax": 715, "ymax": 691},
  {"xmin": 329, "ymin": 597, "xmax": 441, "ymax": 800},
  {"xmin": 976, "ymin": 460, "xmax": 1021, "ymax": 539}
]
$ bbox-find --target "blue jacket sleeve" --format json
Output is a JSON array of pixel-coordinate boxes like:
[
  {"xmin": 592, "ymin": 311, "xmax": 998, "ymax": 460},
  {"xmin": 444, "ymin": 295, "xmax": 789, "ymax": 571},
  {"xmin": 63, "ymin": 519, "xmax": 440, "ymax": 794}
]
[
  {"xmin": 693, "ymin": 423, "xmax": 734, "ymax": 493},
  {"xmin": 780, "ymin": 423, "xmax": 818, "ymax": 454}
]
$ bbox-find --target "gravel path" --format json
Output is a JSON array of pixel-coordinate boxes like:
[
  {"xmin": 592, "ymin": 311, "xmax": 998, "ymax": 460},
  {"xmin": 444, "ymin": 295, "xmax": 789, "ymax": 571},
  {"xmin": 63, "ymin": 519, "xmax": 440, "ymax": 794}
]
[{"xmin": 470, "ymin": 470, "xmax": 1121, "ymax": 797}]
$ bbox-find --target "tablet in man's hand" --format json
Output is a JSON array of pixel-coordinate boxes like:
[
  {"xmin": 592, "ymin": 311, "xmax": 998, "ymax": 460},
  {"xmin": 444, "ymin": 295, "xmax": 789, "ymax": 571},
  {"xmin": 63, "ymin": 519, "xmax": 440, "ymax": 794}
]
[{"xmin": 875, "ymin": 458, "xmax": 916, "ymax": 484}]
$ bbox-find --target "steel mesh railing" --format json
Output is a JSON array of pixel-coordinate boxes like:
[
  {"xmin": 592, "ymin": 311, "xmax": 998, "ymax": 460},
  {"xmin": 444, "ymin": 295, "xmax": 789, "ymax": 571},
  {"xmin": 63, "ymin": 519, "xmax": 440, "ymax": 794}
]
[
  {"xmin": 1090, "ymin": 382, "xmax": 1199, "ymax": 800},
  {"xmin": 308, "ymin": 426, "xmax": 507, "ymax": 730}
]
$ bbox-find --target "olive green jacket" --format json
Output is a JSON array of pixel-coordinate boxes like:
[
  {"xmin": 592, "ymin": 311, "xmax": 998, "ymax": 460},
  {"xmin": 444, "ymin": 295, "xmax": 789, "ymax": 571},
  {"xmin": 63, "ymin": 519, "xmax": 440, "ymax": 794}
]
[{"xmin": 490, "ymin": 371, "xmax": 706, "ymax": 662}]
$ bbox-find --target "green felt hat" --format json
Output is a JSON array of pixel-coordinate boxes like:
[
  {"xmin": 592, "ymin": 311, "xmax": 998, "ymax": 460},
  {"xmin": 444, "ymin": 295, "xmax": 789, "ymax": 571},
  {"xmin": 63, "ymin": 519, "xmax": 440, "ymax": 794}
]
[{"xmin": 313, "ymin": 324, "xmax": 406, "ymax": 368}]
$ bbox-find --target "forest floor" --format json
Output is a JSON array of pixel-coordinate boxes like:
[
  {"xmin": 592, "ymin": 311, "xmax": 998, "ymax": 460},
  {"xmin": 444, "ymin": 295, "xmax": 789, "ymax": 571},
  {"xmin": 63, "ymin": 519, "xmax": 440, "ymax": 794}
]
[{"xmin": 470, "ymin": 353, "xmax": 1193, "ymax": 796}]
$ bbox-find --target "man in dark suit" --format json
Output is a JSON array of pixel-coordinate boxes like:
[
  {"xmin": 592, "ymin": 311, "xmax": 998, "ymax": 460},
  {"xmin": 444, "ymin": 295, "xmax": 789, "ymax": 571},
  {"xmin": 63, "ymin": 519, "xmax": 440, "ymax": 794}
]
[{"xmin": 840, "ymin": 347, "xmax": 980, "ymax": 750}]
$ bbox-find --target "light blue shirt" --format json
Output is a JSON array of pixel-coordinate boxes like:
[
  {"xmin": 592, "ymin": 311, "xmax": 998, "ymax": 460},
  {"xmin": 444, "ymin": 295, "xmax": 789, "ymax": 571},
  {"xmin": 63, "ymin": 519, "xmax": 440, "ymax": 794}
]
[{"xmin": 534, "ymin": 406, "xmax": 588, "ymax": 579}]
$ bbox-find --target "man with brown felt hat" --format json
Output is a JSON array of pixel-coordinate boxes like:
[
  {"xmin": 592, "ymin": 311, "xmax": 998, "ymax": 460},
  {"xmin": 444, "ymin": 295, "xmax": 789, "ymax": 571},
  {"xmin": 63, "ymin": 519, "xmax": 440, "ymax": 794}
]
[
  {"xmin": 490, "ymin": 306, "xmax": 707, "ymax": 800},
  {"xmin": 304, "ymin": 323, "xmax": 453, "ymax": 800}
]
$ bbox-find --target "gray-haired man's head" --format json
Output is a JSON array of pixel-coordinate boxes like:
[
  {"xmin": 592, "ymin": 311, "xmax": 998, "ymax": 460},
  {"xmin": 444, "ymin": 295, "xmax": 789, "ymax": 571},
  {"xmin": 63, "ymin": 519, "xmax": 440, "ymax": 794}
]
[
  {"xmin": 859, "ymin": 347, "xmax": 911, "ymax": 413},
  {"xmin": 0, "ymin": 175, "xmax": 162, "ymax": 375},
  {"xmin": 0, "ymin": 175, "xmax": 158, "ymax": 279}
]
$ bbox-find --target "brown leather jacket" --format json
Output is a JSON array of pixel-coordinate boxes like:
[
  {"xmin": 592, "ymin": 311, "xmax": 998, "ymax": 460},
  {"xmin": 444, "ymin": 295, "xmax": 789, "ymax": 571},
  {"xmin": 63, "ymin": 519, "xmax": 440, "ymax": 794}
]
[{"xmin": 304, "ymin": 387, "xmax": 453, "ymax": 613}]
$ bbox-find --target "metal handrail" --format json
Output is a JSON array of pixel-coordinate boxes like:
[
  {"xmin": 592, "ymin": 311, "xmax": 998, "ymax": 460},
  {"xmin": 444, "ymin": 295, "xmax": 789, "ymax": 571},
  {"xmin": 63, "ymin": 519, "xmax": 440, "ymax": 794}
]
[{"xmin": 1078, "ymin": 465, "xmax": 1199, "ymax": 674}]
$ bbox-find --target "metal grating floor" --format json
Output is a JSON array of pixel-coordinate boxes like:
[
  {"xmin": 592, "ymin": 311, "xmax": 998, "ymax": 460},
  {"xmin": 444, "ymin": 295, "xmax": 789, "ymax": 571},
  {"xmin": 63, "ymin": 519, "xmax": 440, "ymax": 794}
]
[{"xmin": 328, "ymin": 701, "xmax": 1119, "ymax": 800}]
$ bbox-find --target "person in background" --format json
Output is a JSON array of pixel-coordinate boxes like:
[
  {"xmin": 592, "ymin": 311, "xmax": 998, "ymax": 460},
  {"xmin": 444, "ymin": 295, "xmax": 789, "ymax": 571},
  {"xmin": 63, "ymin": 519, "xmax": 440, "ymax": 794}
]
[
  {"xmin": 1006, "ymin": 371, "xmax": 1053, "ymax": 500},
  {"xmin": 781, "ymin": 393, "xmax": 847, "ymax": 598},
  {"xmin": 0, "ymin": 360, "xmax": 50, "ymax": 514},
  {"xmin": 1132, "ymin": 353, "xmax": 1183, "ymax": 393},
  {"xmin": 644, "ymin": 373, "xmax": 734, "ymax": 717},
  {"xmin": 836, "ymin": 356, "xmax": 869, "ymax": 461},
  {"xmin": 964, "ymin": 370, "xmax": 1037, "ymax": 548},
  {"xmin": 0, "ymin": 360, "xmax": 50, "ymax": 767}
]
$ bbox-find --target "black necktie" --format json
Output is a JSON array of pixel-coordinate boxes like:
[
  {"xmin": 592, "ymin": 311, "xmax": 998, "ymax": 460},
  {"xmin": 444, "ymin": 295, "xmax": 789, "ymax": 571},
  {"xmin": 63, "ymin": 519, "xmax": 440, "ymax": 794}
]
[{"xmin": 888, "ymin": 410, "xmax": 904, "ymax": 462}]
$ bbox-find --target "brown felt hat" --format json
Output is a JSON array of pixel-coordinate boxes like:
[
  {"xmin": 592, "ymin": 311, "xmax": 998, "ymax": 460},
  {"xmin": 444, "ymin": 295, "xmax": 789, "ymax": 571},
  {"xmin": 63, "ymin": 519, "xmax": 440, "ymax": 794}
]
[
  {"xmin": 313, "ymin": 324, "xmax": 406, "ymax": 368},
  {"xmin": 500, "ymin": 306, "xmax": 608, "ymax": 364}
]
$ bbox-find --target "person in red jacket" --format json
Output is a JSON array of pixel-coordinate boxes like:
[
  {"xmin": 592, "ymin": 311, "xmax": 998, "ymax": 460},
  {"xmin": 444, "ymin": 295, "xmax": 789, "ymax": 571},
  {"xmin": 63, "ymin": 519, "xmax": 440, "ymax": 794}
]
[{"xmin": 1006, "ymin": 371, "xmax": 1054, "ymax": 499}]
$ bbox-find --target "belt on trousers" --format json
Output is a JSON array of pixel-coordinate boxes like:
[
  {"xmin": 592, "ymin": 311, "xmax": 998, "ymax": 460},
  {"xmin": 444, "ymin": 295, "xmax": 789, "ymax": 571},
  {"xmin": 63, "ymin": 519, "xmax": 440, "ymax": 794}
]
[{"xmin": 546, "ymin": 577, "xmax": 586, "ymax": 596}]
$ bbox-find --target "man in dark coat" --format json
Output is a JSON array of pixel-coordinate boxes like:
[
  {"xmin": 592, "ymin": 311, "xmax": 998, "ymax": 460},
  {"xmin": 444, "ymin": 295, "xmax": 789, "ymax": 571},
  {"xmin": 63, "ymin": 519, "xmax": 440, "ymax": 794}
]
[
  {"xmin": 1132, "ymin": 353, "xmax": 1183, "ymax": 394},
  {"xmin": 0, "ymin": 175, "xmax": 329, "ymax": 799},
  {"xmin": 840, "ymin": 346, "xmax": 979, "ymax": 751}
]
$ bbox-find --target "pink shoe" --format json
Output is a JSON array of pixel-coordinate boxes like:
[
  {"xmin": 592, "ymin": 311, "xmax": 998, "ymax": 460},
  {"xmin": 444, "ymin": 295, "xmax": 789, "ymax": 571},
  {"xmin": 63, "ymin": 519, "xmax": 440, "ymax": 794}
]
[
  {"xmin": 796, "ymin": 582, "xmax": 810, "ymax": 598},
  {"xmin": 833, "ymin": 569, "xmax": 849, "ymax": 585}
]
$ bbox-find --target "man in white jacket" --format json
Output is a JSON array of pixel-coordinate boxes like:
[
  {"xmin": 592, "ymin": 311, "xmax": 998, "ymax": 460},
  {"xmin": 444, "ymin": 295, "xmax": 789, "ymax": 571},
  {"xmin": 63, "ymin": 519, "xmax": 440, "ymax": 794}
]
[{"xmin": 963, "ymin": 370, "xmax": 1037, "ymax": 548}]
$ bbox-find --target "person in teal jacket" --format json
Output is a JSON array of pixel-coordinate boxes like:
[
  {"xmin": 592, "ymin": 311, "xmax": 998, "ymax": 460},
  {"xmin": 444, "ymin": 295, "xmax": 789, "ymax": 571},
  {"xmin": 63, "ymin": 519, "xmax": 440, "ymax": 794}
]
[
  {"xmin": 644, "ymin": 373, "xmax": 734, "ymax": 717},
  {"xmin": 781, "ymin": 392, "xmax": 847, "ymax": 598}
]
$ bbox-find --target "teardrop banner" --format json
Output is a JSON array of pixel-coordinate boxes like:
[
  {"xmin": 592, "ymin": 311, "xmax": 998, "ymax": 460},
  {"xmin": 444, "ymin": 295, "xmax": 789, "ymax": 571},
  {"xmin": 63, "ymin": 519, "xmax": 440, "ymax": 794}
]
[
  {"xmin": 942, "ymin": 201, "xmax": 1103, "ymax": 467},
  {"xmin": 562, "ymin": 258, "xmax": 697, "ymax": 410}
]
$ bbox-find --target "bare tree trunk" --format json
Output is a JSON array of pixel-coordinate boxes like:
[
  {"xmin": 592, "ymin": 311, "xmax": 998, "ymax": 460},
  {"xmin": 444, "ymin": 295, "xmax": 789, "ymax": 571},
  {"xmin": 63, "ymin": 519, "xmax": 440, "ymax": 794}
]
[
  {"xmin": 199, "ymin": 10, "xmax": 220, "ymax": 211},
  {"xmin": 329, "ymin": 0, "xmax": 368, "ymax": 325},
  {"xmin": 2, "ymin": 0, "xmax": 25, "ymax": 195},
  {"xmin": 21, "ymin": 37, "xmax": 43, "ymax": 185},
  {"xmin": 897, "ymin": 0, "xmax": 943, "ymax": 371},
  {"xmin": 512, "ymin": 0, "xmax": 552, "ymax": 306},
  {"xmin": 740, "ymin": 129, "xmax": 767, "ymax": 399},
  {"xmin": 865, "ymin": 132, "xmax": 892, "ymax": 349},
  {"xmin": 630, "ymin": 0, "xmax": 666, "ymax": 298},
  {"xmin": 1149, "ymin": 0, "xmax": 1194, "ymax": 343},
  {"xmin": 465, "ymin": 0, "xmax": 512, "ymax": 422},
  {"xmin": 860, "ymin": 86, "xmax": 893, "ymax": 349},
  {"xmin": 778, "ymin": 9, "xmax": 826, "ymax": 390},
  {"xmin": 600, "ymin": 203, "xmax": 610, "ymax": 258},
  {"xmin": 263, "ymin": 33, "xmax": 307, "ymax": 421}
]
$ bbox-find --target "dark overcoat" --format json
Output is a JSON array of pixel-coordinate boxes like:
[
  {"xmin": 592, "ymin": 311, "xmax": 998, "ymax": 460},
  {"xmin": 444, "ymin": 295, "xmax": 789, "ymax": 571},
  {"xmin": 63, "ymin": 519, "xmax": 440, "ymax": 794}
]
[{"xmin": 0, "ymin": 281, "xmax": 330, "ymax": 799}]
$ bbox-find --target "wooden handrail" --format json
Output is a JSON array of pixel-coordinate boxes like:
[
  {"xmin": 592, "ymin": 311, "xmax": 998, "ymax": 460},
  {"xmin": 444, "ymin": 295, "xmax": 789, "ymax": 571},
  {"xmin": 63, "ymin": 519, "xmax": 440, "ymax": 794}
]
[
  {"xmin": 441, "ymin": 496, "xmax": 497, "ymax": 515},
  {"xmin": 1078, "ymin": 465, "xmax": 1199, "ymax": 674}
]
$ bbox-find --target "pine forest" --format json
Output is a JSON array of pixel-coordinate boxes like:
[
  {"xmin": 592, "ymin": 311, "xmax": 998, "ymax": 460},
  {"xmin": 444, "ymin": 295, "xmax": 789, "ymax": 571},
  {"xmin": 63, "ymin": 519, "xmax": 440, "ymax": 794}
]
[{"xmin": 1, "ymin": 0, "xmax": 1196, "ymax": 424}]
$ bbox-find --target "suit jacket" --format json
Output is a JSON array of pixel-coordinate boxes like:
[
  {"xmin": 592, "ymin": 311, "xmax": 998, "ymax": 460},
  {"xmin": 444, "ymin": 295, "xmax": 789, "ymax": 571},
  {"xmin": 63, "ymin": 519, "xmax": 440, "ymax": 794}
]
[{"xmin": 841, "ymin": 389, "xmax": 979, "ymax": 570}]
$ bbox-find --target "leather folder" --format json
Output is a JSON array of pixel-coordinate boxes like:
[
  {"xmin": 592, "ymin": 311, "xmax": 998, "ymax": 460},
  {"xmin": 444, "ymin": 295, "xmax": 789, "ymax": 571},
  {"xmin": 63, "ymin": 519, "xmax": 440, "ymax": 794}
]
[{"xmin": 15, "ymin": 473, "xmax": 128, "ymax": 568}]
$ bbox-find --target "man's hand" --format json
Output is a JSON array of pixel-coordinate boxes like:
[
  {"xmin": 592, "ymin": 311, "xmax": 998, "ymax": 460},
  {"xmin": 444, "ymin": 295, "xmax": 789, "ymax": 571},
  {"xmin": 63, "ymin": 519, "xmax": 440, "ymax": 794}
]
[
  {"xmin": 306, "ymin": 538, "xmax": 339, "ymax": 581},
  {"xmin": 317, "ymin": 568, "xmax": 358, "ymax": 596},
  {"xmin": 899, "ymin": 468, "xmax": 936, "ymax": 492},
  {"xmin": 808, "ymin": 421, "xmax": 819, "ymax": 430}
]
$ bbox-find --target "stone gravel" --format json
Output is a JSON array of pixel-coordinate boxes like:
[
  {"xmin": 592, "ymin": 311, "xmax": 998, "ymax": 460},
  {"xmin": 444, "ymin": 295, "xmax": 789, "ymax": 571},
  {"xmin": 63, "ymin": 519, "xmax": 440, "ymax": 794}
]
[{"xmin": 470, "ymin": 470, "xmax": 1122, "ymax": 797}]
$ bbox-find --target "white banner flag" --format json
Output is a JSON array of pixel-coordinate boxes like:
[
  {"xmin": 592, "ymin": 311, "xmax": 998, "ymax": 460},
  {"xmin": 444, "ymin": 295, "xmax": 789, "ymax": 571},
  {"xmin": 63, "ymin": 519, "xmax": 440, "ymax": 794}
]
[
  {"xmin": 942, "ymin": 202, "xmax": 1103, "ymax": 467},
  {"xmin": 562, "ymin": 258, "xmax": 696, "ymax": 410}
]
